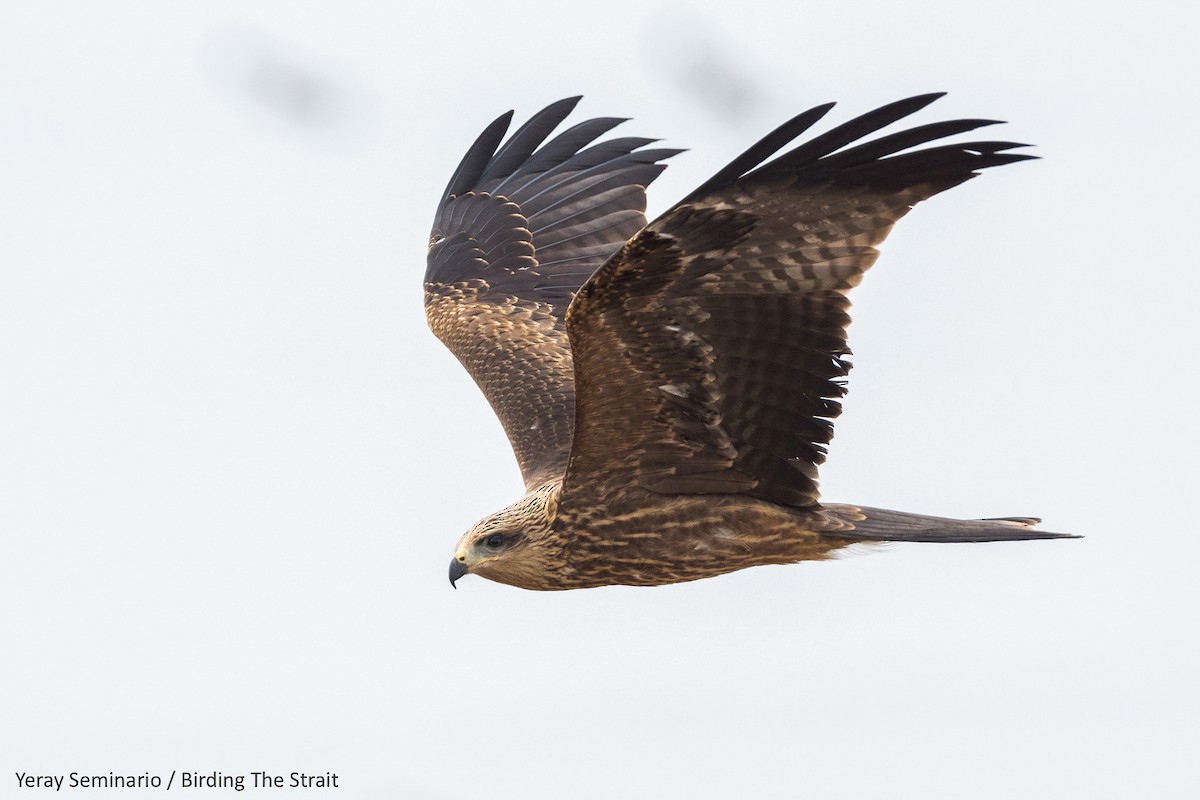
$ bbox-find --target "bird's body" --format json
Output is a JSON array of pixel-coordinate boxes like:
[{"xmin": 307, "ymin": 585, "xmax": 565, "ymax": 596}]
[
  {"xmin": 426, "ymin": 94, "xmax": 1073, "ymax": 590},
  {"xmin": 465, "ymin": 482, "xmax": 840, "ymax": 591},
  {"xmin": 461, "ymin": 481, "xmax": 1052, "ymax": 590}
]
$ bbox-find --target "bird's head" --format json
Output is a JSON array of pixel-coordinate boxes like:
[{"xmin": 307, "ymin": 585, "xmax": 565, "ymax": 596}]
[{"xmin": 449, "ymin": 483, "xmax": 563, "ymax": 590}]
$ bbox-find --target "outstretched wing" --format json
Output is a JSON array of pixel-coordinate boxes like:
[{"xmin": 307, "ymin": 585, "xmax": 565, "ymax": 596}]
[
  {"xmin": 562, "ymin": 93, "xmax": 1034, "ymax": 508},
  {"xmin": 425, "ymin": 98, "xmax": 680, "ymax": 489}
]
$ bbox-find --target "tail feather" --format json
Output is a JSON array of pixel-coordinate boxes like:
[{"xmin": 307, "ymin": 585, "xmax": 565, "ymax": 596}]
[{"xmin": 827, "ymin": 505, "xmax": 1078, "ymax": 543}]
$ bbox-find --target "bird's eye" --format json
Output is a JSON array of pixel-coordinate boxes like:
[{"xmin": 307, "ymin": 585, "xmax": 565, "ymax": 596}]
[{"xmin": 485, "ymin": 534, "xmax": 505, "ymax": 549}]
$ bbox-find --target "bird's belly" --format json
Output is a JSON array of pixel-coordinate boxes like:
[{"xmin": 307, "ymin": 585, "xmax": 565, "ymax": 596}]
[{"xmin": 562, "ymin": 497, "xmax": 844, "ymax": 587}]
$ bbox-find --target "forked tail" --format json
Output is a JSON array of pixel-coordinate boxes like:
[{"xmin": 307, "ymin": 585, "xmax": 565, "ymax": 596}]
[{"xmin": 827, "ymin": 505, "xmax": 1078, "ymax": 543}]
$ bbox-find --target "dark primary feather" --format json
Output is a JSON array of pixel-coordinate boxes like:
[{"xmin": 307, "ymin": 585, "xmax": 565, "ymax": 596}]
[
  {"xmin": 496, "ymin": 117, "xmax": 628, "ymax": 185},
  {"xmin": 747, "ymin": 93, "xmax": 951, "ymax": 178},
  {"xmin": 424, "ymin": 99, "xmax": 677, "ymax": 489},
  {"xmin": 440, "ymin": 110, "xmax": 514, "ymax": 200},
  {"xmin": 562, "ymin": 94, "xmax": 1035, "ymax": 510},
  {"xmin": 686, "ymin": 102, "xmax": 835, "ymax": 199},
  {"xmin": 479, "ymin": 97, "xmax": 581, "ymax": 183}
]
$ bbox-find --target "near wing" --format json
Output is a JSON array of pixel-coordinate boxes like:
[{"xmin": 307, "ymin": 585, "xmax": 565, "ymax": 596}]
[
  {"xmin": 425, "ymin": 98, "xmax": 680, "ymax": 489},
  {"xmin": 562, "ymin": 93, "xmax": 1034, "ymax": 508}
]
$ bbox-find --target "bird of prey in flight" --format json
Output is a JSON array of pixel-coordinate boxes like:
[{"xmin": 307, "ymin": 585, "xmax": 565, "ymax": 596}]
[{"xmin": 426, "ymin": 94, "xmax": 1073, "ymax": 590}]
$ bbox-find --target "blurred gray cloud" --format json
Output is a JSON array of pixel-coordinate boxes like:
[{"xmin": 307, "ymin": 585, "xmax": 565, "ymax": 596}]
[
  {"xmin": 204, "ymin": 24, "xmax": 364, "ymax": 143},
  {"xmin": 640, "ymin": 9, "xmax": 771, "ymax": 125}
]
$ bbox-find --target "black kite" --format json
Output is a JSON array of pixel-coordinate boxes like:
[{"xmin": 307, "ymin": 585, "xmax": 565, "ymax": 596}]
[{"xmin": 425, "ymin": 94, "xmax": 1073, "ymax": 590}]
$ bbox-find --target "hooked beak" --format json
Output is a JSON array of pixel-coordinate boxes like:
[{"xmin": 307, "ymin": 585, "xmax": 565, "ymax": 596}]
[{"xmin": 448, "ymin": 556, "xmax": 469, "ymax": 588}]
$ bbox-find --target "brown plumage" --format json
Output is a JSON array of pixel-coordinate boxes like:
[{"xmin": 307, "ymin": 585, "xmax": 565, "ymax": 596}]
[{"xmin": 425, "ymin": 94, "xmax": 1074, "ymax": 591}]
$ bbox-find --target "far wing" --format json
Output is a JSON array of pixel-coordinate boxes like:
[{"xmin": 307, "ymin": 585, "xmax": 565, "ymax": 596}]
[
  {"xmin": 425, "ymin": 98, "xmax": 679, "ymax": 488},
  {"xmin": 561, "ymin": 94, "xmax": 1034, "ymax": 507}
]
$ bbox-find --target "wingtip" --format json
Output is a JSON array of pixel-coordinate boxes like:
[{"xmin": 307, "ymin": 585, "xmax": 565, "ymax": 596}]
[
  {"xmin": 895, "ymin": 91, "xmax": 947, "ymax": 115},
  {"xmin": 542, "ymin": 95, "xmax": 583, "ymax": 114}
]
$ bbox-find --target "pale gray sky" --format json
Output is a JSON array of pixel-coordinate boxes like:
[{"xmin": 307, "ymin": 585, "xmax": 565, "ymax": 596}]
[{"xmin": 3, "ymin": 2, "xmax": 1198, "ymax": 798}]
